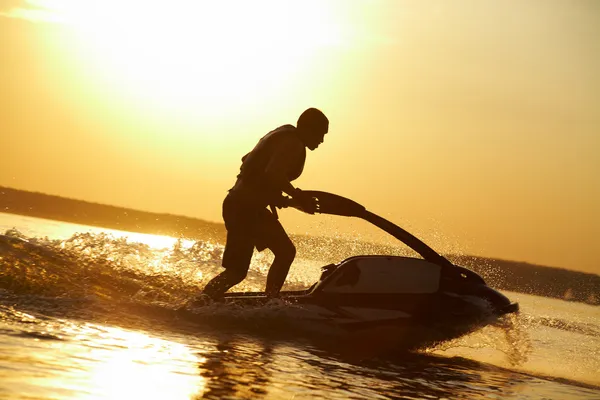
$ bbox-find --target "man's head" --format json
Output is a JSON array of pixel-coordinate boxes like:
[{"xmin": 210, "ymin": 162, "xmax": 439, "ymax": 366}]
[{"xmin": 297, "ymin": 108, "xmax": 329, "ymax": 150}]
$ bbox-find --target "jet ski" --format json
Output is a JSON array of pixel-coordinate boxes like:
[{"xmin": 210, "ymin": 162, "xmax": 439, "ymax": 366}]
[{"xmin": 218, "ymin": 191, "xmax": 519, "ymax": 342}]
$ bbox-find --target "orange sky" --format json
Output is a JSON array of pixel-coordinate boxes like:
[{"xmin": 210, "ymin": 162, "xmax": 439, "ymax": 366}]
[{"xmin": 1, "ymin": 1, "xmax": 599, "ymax": 274}]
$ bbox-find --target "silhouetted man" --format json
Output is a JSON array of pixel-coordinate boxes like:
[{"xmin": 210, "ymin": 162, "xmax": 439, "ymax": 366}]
[{"xmin": 199, "ymin": 108, "xmax": 329, "ymax": 302}]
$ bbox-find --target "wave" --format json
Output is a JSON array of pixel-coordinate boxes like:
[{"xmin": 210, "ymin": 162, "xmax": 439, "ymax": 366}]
[
  {"xmin": 0, "ymin": 230, "xmax": 338, "ymax": 347},
  {"xmin": 0, "ymin": 228, "xmax": 310, "ymax": 305},
  {"xmin": 0, "ymin": 228, "xmax": 337, "ymax": 332}
]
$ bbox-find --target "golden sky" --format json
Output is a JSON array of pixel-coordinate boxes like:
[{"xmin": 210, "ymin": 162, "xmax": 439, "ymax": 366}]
[{"xmin": 1, "ymin": 0, "xmax": 599, "ymax": 273}]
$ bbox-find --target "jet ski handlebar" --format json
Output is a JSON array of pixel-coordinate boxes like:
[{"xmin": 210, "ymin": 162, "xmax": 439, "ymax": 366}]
[
  {"xmin": 280, "ymin": 190, "xmax": 367, "ymax": 218},
  {"xmin": 280, "ymin": 190, "xmax": 455, "ymax": 268}
]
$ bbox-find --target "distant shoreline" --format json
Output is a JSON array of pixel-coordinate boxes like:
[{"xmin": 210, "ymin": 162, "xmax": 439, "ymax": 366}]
[
  {"xmin": 1, "ymin": 185, "xmax": 598, "ymax": 306},
  {"xmin": 0, "ymin": 186, "xmax": 227, "ymax": 242}
]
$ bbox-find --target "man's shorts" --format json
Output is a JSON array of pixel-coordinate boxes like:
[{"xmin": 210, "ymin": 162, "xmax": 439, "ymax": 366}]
[{"xmin": 221, "ymin": 191, "xmax": 290, "ymax": 272}]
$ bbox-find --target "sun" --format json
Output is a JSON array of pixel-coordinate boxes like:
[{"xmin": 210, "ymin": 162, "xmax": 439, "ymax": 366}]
[{"xmin": 14, "ymin": 0, "xmax": 344, "ymax": 121}]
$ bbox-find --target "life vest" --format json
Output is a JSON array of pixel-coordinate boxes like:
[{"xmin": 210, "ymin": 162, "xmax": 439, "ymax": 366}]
[{"xmin": 233, "ymin": 125, "xmax": 306, "ymax": 206}]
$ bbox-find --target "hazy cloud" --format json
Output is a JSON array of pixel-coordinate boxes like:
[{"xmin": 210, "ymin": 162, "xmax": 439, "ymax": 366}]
[
  {"xmin": 0, "ymin": 0, "xmax": 61, "ymax": 22},
  {"xmin": 0, "ymin": 0, "xmax": 396, "ymax": 46}
]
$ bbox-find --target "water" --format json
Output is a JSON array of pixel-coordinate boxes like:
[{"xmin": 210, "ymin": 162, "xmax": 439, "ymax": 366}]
[{"xmin": 0, "ymin": 213, "xmax": 598, "ymax": 399}]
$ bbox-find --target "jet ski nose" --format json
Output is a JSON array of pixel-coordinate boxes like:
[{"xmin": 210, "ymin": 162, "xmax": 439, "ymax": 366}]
[
  {"xmin": 470, "ymin": 284, "xmax": 518, "ymax": 316},
  {"xmin": 498, "ymin": 301, "xmax": 519, "ymax": 315},
  {"xmin": 440, "ymin": 265, "xmax": 518, "ymax": 317}
]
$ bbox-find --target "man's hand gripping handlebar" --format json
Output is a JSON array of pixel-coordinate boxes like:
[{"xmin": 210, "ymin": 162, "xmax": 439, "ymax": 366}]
[{"xmin": 277, "ymin": 189, "xmax": 319, "ymax": 215}]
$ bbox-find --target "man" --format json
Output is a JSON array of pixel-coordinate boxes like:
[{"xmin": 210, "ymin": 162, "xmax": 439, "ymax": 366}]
[{"xmin": 199, "ymin": 108, "xmax": 329, "ymax": 302}]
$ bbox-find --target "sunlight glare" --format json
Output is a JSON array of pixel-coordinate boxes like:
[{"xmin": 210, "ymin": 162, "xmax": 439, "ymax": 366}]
[
  {"xmin": 110, "ymin": 231, "xmax": 195, "ymax": 250},
  {"xmin": 77, "ymin": 325, "xmax": 206, "ymax": 399},
  {"xmin": 25, "ymin": 0, "xmax": 345, "ymax": 119}
]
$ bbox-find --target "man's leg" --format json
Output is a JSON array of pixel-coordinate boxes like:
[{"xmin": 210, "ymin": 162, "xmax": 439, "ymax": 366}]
[
  {"xmin": 201, "ymin": 230, "xmax": 254, "ymax": 299},
  {"xmin": 262, "ymin": 215, "xmax": 296, "ymax": 297},
  {"xmin": 201, "ymin": 192, "xmax": 258, "ymax": 300}
]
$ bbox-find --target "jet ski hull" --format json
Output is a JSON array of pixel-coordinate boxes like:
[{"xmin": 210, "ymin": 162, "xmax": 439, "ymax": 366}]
[{"xmin": 219, "ymin": 255, "xmax": 518, "ymax": 341}]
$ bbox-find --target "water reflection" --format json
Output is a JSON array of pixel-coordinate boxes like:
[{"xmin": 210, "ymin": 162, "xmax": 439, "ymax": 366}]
[
  {"xmin": 196, "ymin": 335, "xmax": 274, "ymax": 399},
  {"xmin": 2, "ymin": 303, "xmax": 595, "ymax": 400},
  {"xmin": 192, "ymin": 333, "xmax": 525, "ymax": 400},
  {"xmin": 9, "ymin": 308, "xmax": 533, "ymax": 400},
  {"xmin": 77, "ymin": 325, "xmax": 205, "ymax": 399},
  {"xmin": 1, "ymin": 317, "xmax": 207, "ymax": 400}
]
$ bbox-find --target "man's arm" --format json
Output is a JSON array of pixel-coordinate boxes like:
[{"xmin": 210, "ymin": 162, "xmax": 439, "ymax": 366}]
[
  {"xmin": 263, "ymin": 136, "xmax": 303, "ymax": 196},
  {"xmin": 263, "ymin": 136, "xmax": 317, "ymax": 213}
]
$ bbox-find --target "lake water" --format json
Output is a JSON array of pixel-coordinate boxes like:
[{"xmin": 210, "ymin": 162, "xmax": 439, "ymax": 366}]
[{"xmin": 0, "ymin": 213, "xmax": 598, "ymax": 399}]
